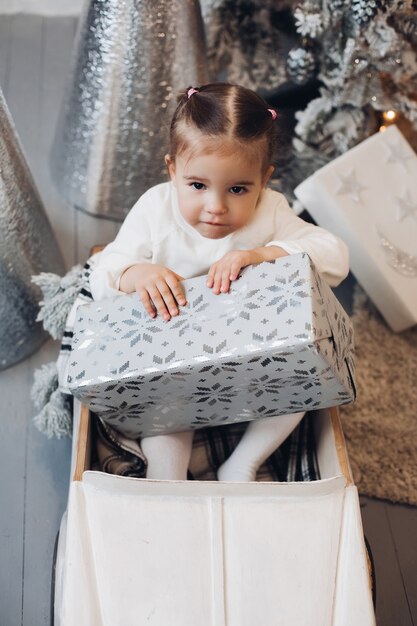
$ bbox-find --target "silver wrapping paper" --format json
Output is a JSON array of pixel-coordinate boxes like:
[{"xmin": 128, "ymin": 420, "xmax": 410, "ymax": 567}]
[
  {"xmin": 67, "ymin": 254, "xmax": 356, "ymax": 438},
  {"xmin": 0, "ymin": 90, "xmax": 65, "ymax": 370},
  {"xmin": 51, "ymin": 0, "xmax": 209, "ymax": 221}
]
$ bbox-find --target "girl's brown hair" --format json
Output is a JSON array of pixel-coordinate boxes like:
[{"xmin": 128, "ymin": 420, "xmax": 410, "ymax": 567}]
[{"xmin": 169, "ymin": 82, "xmax": 277, "ymax": 171}]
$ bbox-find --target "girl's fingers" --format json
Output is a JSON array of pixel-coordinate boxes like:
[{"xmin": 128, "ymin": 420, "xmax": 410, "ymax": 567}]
[
  {"xmin": 138, "ymin": 273, "xmax": 186, "ymax": 321},
  {"xmin": 206, "ymin": 266, "xmax": 215, "ymax": 288},
  {"xmin": 207, "ymin": 254, "xmax": 247, "ymax": 290},
  {"xmin": 156, "ymin": 280, "xmax": 180, "ymax": 317},
  {"xmin": 148, "ymin": 285, "xmax": 171, "ymax": 321},
  {"xmin": 166, "ymin": 274, "xmax": 187, "ymax": 306},
  {"xmin": 229, "ymin": 262, "xmax": 241, "ymax": 281},
  {"xmin": 220, "ymin": 269, "xmax": 231, "ymax": 293},
  {"xmin": 138, "ymin": 287, "xmax": 157, "ymax": 318},
  {"xmin": 212, "ymin": 269, "xmax": 223, "ymax": 294}
]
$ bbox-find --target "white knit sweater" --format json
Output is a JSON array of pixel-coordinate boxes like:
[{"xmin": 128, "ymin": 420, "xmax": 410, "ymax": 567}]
[{"xmin": 89, "ymin": 182, "xmax": 349, "ymax": 301}]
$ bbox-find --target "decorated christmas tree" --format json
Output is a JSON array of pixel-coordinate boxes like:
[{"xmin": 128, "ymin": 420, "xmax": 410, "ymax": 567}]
[{"xmin": 206, "ymin": 0, "xmax": 417, "ymax": 199}]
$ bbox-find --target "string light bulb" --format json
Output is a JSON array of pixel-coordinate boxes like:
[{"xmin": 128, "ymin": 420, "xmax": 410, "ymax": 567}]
[{"xmin": 383, "ymin": 110, "xmax": 397, "ymax": 122}]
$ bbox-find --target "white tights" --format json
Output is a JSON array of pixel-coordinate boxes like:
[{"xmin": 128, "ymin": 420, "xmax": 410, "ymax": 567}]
[{"xmin": 141, "ymin": 412, "xmax": 305, "ymax": 482}]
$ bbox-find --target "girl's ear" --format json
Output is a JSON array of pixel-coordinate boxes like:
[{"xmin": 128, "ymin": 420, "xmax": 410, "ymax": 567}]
[
  {"xmin": 165, "ymin": 154, "xmax": 176, "ymax": 182},
  {"xmin": 262, "ymin": 165, "xmax": 274, "ymax": 187}
]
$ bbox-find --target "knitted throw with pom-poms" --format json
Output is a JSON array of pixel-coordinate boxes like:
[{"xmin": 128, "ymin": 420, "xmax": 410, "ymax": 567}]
[{"xmin": 31, "ymin": 255, "xmax": 98, "ymax": 438}]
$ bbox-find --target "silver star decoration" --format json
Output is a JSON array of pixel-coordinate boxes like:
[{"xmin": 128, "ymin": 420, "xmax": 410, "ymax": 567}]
[
  {"xmin": 385, "ymin": 140, "xmax": 415, "ymax": 171},
  {"xmin": 336, "ymin": 170, "xmax": 367, "ymax": 204},
  {"xmin": 396, "ymin": 191, "xmax": 417, "ymax": 223}
]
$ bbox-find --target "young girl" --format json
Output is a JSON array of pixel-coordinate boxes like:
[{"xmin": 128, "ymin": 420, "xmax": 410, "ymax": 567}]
[{"xmin": 89, "ymin": 82, "xmax": 349, "ymax": 482}]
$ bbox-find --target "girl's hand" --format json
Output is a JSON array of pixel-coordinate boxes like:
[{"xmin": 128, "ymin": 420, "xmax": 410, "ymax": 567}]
[
  {"xmin": 206, "ymin": 250, "xmax": 261, "ymax": 294},
  {"xmin": 120, "ymin": 263, "xmax": 186, "ymax": 321},
  {"xmin": 207, "ymin": 246, "xmax": 289, "ymax": 295}
]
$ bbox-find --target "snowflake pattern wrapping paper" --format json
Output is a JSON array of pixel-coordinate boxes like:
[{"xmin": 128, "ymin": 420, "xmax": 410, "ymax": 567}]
[
  {"xmin": 67, "ymin": 253, "xmax": 356, "ymax": 438},
  {"xmin": 295, "ymin": 125, "xmax": 417, "ymax": 332}
]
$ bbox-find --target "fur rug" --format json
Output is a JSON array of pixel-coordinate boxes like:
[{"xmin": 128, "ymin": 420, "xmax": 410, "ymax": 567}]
[{"xmin": 340, "ymin": 287, "xmax": 417, "ymax": 506}]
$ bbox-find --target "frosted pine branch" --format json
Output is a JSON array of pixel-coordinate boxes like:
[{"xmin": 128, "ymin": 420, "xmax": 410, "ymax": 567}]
[{"xmin": 294, "ymin": 7, "xmax": 324, "ymax": 38}]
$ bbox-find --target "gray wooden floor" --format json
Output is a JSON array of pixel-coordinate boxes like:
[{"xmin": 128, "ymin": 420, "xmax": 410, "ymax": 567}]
[{"xmin": 0, "ymin": 13, "xmax": 416, "ymax": 626}]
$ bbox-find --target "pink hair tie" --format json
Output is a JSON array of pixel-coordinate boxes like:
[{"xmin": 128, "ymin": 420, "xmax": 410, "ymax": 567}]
[
  {"xmin": 187, "ymin": 87, "xmax": 199, "ymax": 99},
  {"xmin": 267, "ymin": 108, "xmax": 277, "ymax": 120}
]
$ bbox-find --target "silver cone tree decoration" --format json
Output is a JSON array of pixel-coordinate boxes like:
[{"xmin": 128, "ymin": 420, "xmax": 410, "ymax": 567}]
[
  {"xmin": 52, "ymin": 0, "xmax": 208, "ymax": 221},
  {"xmin": 0, "ymin": 89, "xmax": 65, "ymax": 370}
]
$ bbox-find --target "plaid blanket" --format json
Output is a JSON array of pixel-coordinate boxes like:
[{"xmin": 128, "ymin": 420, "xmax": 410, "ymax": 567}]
[
  {"xmin": 60, "ymin": 255, "xmax": 320, "ymax": 482},
  {"xmin": 91, "ymin": 411, "xmax": 320, "ymax": 481}
]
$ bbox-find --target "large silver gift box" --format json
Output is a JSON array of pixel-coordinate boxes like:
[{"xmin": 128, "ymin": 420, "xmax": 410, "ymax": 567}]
[{"xmin": 67, "ymin": 253, "xmax": 356, "ymax": 438}]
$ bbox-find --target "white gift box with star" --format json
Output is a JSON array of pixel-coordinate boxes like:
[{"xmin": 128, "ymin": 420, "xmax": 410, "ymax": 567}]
[
  {"xmin": 66, "ymin": 253, "xmax": 355, "ymax": 438},
  {"xmin": 294, "ymin": 124, "xmax": 417, "ymax": 332}
]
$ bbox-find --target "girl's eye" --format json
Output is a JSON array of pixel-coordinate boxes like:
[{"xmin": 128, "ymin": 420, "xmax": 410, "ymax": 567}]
[
  {"xmin": 190, "ymin": 182, "xmax": 205, "ymax": 190},
  {"xmin": 230, "ymin": 186, "xmax": 246, "ymax": 195}
]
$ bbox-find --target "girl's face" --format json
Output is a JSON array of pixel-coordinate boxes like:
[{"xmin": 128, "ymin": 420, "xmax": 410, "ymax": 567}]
[{"xmin": 166, "ymin": 141, "xmax": 273, "ymax": 240}]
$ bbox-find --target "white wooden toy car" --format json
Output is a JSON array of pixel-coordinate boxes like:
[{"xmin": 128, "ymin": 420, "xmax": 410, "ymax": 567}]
[{"xmin": 52, "ymin": 400, "xmax": 375, "ymax": 625}]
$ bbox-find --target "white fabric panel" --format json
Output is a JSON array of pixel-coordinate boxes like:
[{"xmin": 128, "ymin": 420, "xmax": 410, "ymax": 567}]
[
  {"xmin": 223, "ymin": 488, "xmax": 345, "ymax": 625},
  {"xmin": 60, "ymin": 483, "xmax": 104, "ymax": 625},
  {"xmin": 332, "ymin": 486, "xmax": 376, "ymax": 625},
  {"xmin": 56, "ymin": 474, "xmax": 374, "ymax": 626}
]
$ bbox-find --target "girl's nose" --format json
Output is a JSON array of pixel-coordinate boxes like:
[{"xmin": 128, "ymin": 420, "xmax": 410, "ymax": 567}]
[{"xmin": 207, "ymin": 195, "xmax": 228, "ymax": 215}]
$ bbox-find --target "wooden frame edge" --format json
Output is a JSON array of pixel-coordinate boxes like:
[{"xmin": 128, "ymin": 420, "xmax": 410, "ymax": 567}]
[
  {"xmin": 73, "ymin": 404, "xmax": 92, "ymax": 482},
  {"xmin": 330, "ymin": 409, "xmax": 375, "ymax": 602},
  {"xmin": 329, "ymin": 406, "xmax": 354, "ymax": 486}
]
